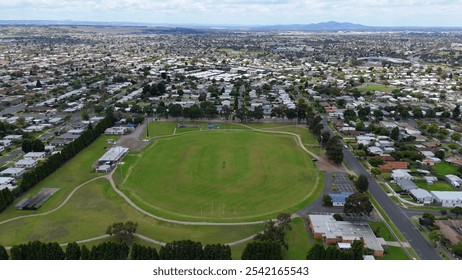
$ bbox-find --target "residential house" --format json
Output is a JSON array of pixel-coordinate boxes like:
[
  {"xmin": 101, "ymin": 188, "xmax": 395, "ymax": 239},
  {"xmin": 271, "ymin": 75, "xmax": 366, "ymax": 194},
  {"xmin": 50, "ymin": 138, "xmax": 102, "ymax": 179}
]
[
  {"xmin": 424, "ymin": 176, "xmax": 438, "ymax": 184},
  {"xmin": 392, "ymin": 169, "xmax": 413, "ymax": 181},
  {"xmin": 23, "ymin": 152, "xmax": 46, "ymax": 161},
  {"xmin": 445, "ymin": 175, "xmax": 462, "ymax": 188},
  {"xmin": 431, "ymin": 191, "xmax": 462, "ymax": 207},
  {"xmin": 379, "ymin": 161, "xmax": 409, "ymax": 173},
  {"xmin": 409, "ymin": 188, "xmax": 433, "ymax": 204},
  {"xmin": 0, "ymin": 167, "xmax": 26, "ymax": 178},
  {"xmin": 0, "ymin": 177, "xmax": 15, "ymax": 190},
  {"xmin": 0, "ymin": 140, "xmax": 12, "ymax": 147},
  {"xmin": 446, "ymin": 156, "xmax": 462, "ymax": 167},
  {"xmin": 368, "ymin": 147, "xmax": 384, "ymax": 156},
  {"xmin": 104, "ymin": 126, "xmax": 133, "ymax": 135},
  {"xmin": 15, "ymin": 158, "xmax": 37, "ymax": 169},
  {"xmin": 44, "ymin": 145, "xmax": 56, "ymax": 153},
  {"xmin": 4, "ymin": 135, "xmax": 23, "ymax": 141},
  {"xmin": 396, "ymin": 178, "xmax": 417, "ymax": 191}
]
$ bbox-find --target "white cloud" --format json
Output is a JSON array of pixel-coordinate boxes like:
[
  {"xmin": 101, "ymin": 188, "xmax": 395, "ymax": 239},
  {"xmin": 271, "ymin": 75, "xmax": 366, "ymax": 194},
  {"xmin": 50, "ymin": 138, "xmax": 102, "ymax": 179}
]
[{"xmin": 1, "ymin": 0, "xmax": 462, "ymax": 26}]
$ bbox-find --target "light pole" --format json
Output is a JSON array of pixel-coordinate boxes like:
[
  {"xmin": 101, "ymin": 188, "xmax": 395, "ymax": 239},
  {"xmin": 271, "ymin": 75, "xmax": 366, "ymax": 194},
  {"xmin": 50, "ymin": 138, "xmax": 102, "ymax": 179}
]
[
  {"xmin": 145, "ymin": 113, "xmax": 149, "ymax": 138},
  {"xmin": 295, "ymin": 107, "xmax": 298, "ymax": 135},
  {"xmin": 153, "ymin": 108, "xmax": 157, "ymax": 139}
]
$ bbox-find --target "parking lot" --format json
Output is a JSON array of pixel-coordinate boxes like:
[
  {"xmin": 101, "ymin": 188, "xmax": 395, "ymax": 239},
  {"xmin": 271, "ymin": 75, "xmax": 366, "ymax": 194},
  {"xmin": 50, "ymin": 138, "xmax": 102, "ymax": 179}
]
[{"xmin": 332, "ymin": 172, "xmax": 356, "ymax": 193}]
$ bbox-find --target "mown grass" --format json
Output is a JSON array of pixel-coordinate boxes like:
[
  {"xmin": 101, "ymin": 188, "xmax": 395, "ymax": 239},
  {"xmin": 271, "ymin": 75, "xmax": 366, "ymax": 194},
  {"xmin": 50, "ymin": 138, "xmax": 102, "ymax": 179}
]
[
  {"xmin": 0, "ymin": 136, "xmax": 119, "ymax": 221},
  {"xmin": 369, "ymin": 221, "xmax": 396, "ymax": 242},
  {"xmin": 415, "ymin": 181, "xmax": 456, "ymax": 192},
  {"xmin": 283, "ymin": 217, "xmax": 310, "ymax": 260},
  {"xmin": 380, "ymin": 246, "xmax": 411, "ymax": 260},
  {"xmin": 357, "ymin": 83, "xmax": 397, "ymax": 92},
  {"xmin": 433, "ymin": 162, "xmax": 459, "ymax": 176},
  {"xmin": 121, "ymin": 130, "xmax": 320, "ymax": 222},
  {"xmin": 0, "ymin": 179, "xmax": 264, "ymax": 247}
]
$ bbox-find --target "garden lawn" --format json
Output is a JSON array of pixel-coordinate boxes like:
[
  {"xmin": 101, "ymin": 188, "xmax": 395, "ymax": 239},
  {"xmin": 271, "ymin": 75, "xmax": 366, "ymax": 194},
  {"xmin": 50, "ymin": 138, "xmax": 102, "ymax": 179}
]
[
  {"xmin": 433, "ymin": 162, "xmax": 459, "ymax": 176},
  {"xmin": 122, "ymin": 130, "xmax": 319, "ymax": 222},
  {"xmin": 380, "ymin": 246, "xmax": 410, "ymax": 260},
  {"xmin": 369, "ymin": 221, "xmax": 396, "ymax": 242},
  {"xmin": 415, "ymin": 181, "xmax": 456, "ymax": 191}
]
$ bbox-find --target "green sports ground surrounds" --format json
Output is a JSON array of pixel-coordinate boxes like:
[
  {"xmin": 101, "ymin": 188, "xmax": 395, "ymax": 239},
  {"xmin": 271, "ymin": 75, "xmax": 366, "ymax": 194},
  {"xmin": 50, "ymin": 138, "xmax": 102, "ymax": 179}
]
[
  {"xmin": 121, "ymin": 123, "xmax": 322, "ymax": 222},
  {"xmin": 0, "ymin": 122, "xmax": 324, "ymax": 259}
]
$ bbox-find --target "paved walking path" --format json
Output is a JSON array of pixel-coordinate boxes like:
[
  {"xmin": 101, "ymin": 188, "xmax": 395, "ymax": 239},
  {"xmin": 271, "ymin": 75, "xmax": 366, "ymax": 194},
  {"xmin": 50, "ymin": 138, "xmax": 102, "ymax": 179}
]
[
  {"xmin": 0, "ymin": 176, "xmax": 107, "ymax": 225},
  {"xmin": 386, "ymin": 241, "xmax": 412, "ymax": 247},
  {"xmin": 0, "ymin": 123, "xmax": 320, "ymax": 247}
]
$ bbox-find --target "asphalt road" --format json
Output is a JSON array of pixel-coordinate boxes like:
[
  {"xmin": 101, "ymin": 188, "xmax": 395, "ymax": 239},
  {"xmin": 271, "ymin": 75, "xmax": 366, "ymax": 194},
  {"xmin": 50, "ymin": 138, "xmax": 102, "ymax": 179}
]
[
  {"xmin": 0, "ymin": 148, "xmax": 23, "ymax": 166},
  {"xmin": 343, "ymin": 147, "xmax": 441, "ymax": 260},
  {"xmin": 322, "ymin": 119, "xmax": 441, "ymax": 260}
]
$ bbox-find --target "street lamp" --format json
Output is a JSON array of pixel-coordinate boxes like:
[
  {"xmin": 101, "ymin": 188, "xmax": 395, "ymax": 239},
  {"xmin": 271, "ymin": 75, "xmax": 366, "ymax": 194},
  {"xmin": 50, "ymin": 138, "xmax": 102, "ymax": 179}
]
[
  {"xmin": 153, "ymin": 108, "xmax": 157, "ymax": 139},
  {"xmin": 145, "ymin": 113, "xmax": 149, "ymax": 138}
]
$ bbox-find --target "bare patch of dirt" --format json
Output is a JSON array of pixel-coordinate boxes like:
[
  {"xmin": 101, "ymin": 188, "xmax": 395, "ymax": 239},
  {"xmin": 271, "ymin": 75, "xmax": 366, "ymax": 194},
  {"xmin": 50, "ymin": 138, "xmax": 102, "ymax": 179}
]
[
  {"xmin": 316, "ymin": 155, "xmax": 346, "ymax": 172},
  {"xmin": 116, "ymin": 121, "xmax": 150, "ymax": 151}
]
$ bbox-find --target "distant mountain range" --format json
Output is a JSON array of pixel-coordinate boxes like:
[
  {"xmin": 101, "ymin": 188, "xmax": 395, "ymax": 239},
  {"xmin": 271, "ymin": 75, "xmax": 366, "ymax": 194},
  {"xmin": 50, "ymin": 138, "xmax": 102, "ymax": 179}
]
[
  {"xmin": 256, "ymin": 21, "xmax": 374, "ymax": 31},
  {"xmin": 1, "ymin": 20, "xmax": 461, "ymax": 32}
]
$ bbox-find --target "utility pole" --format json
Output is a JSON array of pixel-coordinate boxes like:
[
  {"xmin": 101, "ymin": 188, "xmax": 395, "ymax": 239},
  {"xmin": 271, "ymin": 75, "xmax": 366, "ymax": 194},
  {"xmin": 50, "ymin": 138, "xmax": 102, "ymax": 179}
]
[{"xmin": 145, "ymin": 113, "xmax": 149, "ymax": 138}]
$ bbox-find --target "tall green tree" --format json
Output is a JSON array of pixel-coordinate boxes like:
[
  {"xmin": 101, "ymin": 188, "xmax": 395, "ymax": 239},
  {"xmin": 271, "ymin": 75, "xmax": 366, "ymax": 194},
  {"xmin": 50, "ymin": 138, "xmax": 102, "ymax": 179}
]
[
  {"xmin": 344, "ymin": 193, "xmax": 373, "ymax": 216},
  {"xmin": 307, "ymin": 243, "xmax": 326, "ymax": 260},
  {"xmin": 355, "ymin": 174, "xmax": 369, "ymax": 193},
  {"xmin": 159, "ymin": 240, "xmax": 203, "ymax": 260},
  {"xmin": 390, "ymin": 127, "xmax": 400, "ymax": 141},
  {"xmin": 453, "ymin": 241, "xmax": 462, "ymax": 256},
  {"xmin": 106, "ymin": 221, "xmax": 138, "ymax": 244},
  {"xmin": 130, "ymin": 243, "xmax": 159, "ymax": 260},
  {"xmin": 168, "ymin": 103, "xmax": 184, "ymax": 120},
  {"xmin": 241, "ymin": 241, "xmax": 282, "ymax": 260},
  {"xmin": 326, "ymin": 136, "xmax": 344, "ymax": 164},
  {"xmin": 450, "ymin": 207, "xmax": 462, "ymax": 218},
  {"xmin": 65, "ymin": 242, "xmax": 81, "ymax": 260},
  {"xmin": 203, "ymin": 244, "xmax": 232, "ymax": 260},
  {"xmin": 89, "ymin": 242, "xmax": 129, "ymax": 260},
  {"xmin": 252, "ymin": 106, "xmax": 264, "ymax": 122},
  {"xmin": 254, "ymin": 219, "xmax": 291, "ymax": 250},
  {"xmin": 0, "ymin": 244, "xmax": 8, "ymax": 260},
  {"xmin": 322, "ymin": 194, "xmax": 333, "ymax": 207},
  {"xmin": 80, "ymin": 245, "xmax": 90, "ymax": 260}
]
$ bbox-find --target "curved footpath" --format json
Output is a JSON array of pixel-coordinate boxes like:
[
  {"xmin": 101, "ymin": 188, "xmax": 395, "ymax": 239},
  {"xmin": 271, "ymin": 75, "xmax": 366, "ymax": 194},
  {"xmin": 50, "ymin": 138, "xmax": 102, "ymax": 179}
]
[
  {"xmin": 0, "ymin": 176, "xmax": 107, "ymax": 226},
  {"xmin": 0, "ymin": 123, "xmax": 319, "ymax": 247}
]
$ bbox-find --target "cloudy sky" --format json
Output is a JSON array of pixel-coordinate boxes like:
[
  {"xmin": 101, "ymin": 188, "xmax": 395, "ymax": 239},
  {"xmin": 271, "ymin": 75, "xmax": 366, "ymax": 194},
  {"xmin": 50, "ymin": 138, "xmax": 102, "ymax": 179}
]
[{"xmin": 1, "ymin": 0, "xmax": 462, "ymax": 26}]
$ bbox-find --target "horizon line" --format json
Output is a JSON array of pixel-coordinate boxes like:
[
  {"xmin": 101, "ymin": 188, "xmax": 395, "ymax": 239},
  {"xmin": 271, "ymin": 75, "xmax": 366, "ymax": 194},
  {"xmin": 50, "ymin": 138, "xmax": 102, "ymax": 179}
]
[{"xmin": 1, "ymin": 19, "xmax": 462, "ymax": 29}]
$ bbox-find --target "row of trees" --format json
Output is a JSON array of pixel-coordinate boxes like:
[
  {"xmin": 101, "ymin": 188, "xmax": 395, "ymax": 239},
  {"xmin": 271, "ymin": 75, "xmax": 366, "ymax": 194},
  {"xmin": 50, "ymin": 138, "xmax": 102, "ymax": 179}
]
[
  {"xmin": 241, "ymin": 214, "xmax": 292, "ymax": 260},
  {"xmin": 0, "ymin": 240, "xmax": 231, "ymax": 260},
  {"xmin": 19, "ymin": 113, "xmax": 115, "ymax": 194},
  {"xmin": 235, "ymin": 106, "xmax": 264, "ymax": 122},
  {"xmin": 0, "ymin": 113, "xmax": 116, "ymax": 214},
  {"xmin": 159, "ymin": 240, "xmax": 231, "ymax": 260},
  {"xmin": 0, "ymin": 188, "xmax": 15, "ymax": 213},
  {"xmin": 131, "ymin": 243, "xmax": 159, "ymax": 260},
  {"xmin": 21, "ymin": 138, "xmax": 45, "ymax": 153},
  {"xmin": 9, "ymin": 241, "xmax": 65, "ymax": 260},
  {"xmin": 141, "ymin": 82, "xmax": 167, "ymax": 97}
]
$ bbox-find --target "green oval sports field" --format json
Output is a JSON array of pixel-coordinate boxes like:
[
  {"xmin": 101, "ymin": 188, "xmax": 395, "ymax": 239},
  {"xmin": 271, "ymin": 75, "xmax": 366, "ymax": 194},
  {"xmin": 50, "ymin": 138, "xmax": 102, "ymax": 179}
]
[{"xmin": 122, "ymin": 129, "xmax": 318, "ymax": 221}]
